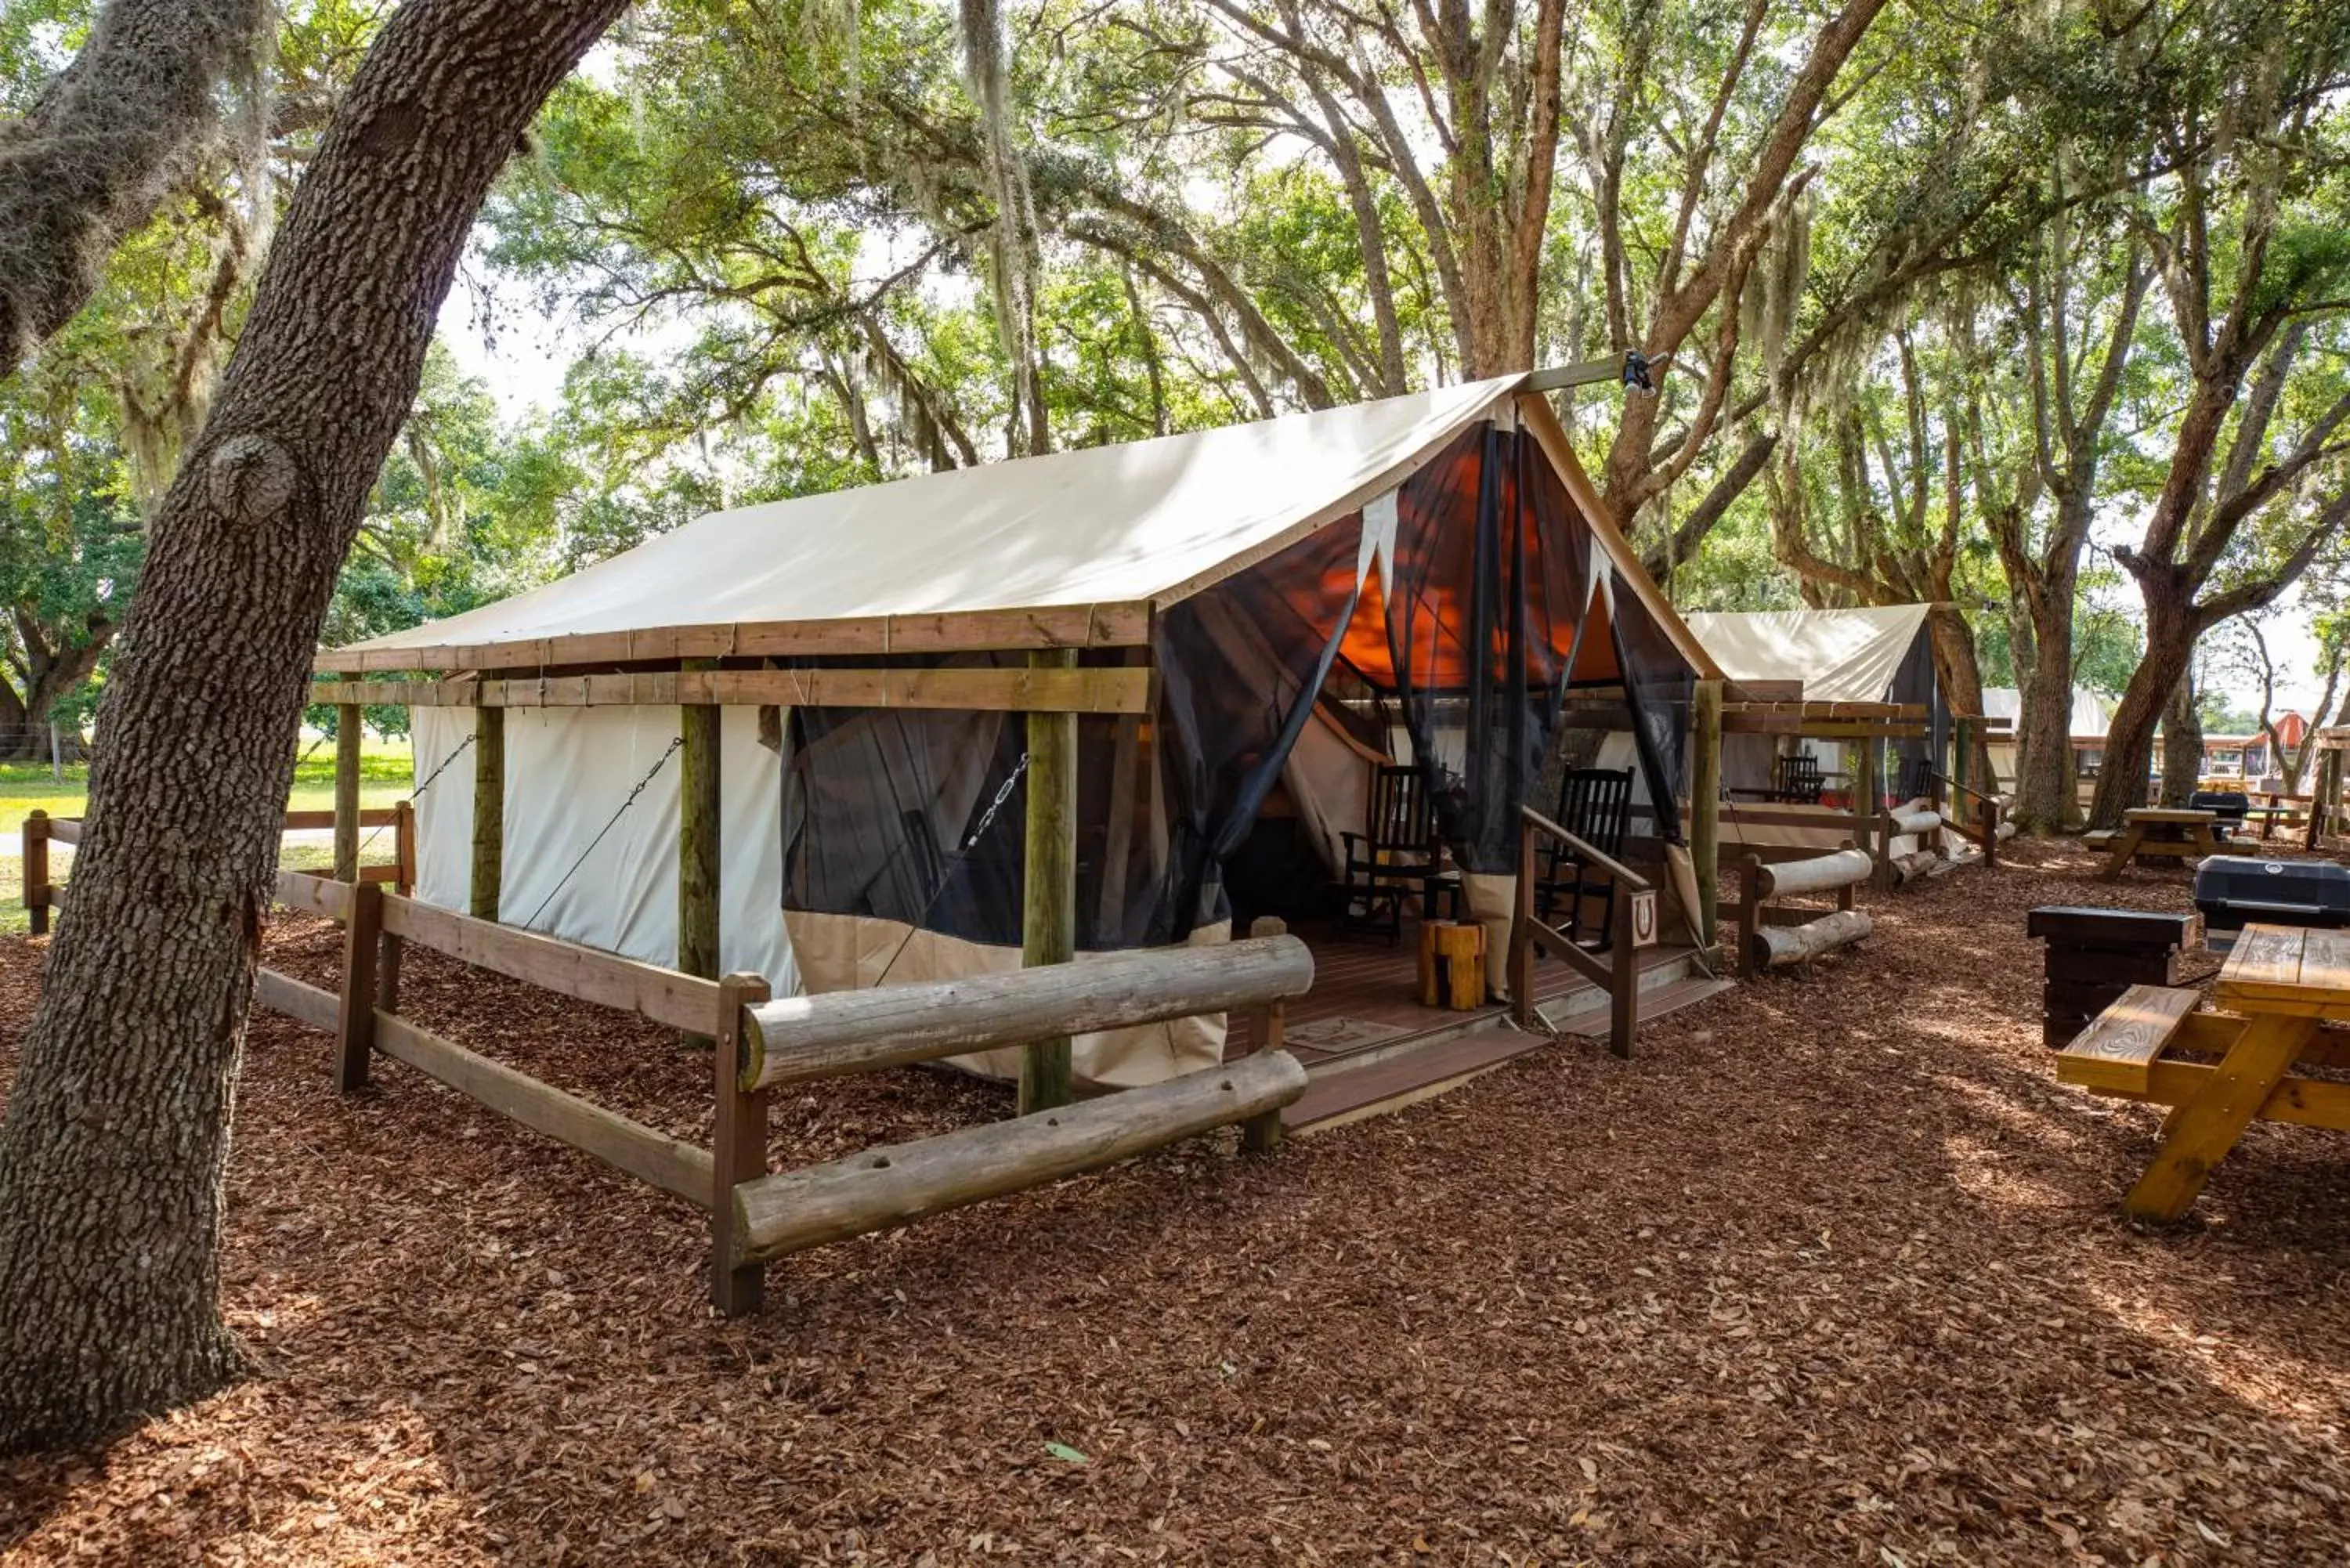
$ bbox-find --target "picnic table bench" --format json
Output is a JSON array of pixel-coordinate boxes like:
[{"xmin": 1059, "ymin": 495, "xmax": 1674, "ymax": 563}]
[
  {"xmin": 2085, "ymin": 807, "xmax": 2254, "ymax": 881},
  {"xmin": 2055, "ymin": 923, "xmax": 2350, "ymax": 1219}
]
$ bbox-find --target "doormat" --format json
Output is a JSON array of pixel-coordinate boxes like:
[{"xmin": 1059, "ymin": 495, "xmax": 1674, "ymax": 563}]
[{"xmin": 1283, "ymin": 1016, "xmax": 1413, "ymax": 1055}]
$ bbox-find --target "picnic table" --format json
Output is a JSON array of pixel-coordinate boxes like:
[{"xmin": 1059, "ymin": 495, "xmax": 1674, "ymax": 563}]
[
  {"xmin": 2243, "ymin": 793, "xmax": 2312, "ymax": 840},
  {"xmin": 2085, "ymin": 807, "xmax": 2253, "ymax": 881},
  {"xmin": 2056, "ymin": 923, "xmax": 2350, "ymax": 1220}
]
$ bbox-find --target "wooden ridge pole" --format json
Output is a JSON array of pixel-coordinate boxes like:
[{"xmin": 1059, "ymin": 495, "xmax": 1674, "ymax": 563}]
[
  {"xmin": 1690, "ymin": 679, "xmax": 1722, "ymax": 949},
  {"xmin": 471, "ymin": 695, "xmax": 505, "ymax": 921},
  {"xmin": 1021, "ymin": 649, "xmax": 1079, "ymax": 1115},
  {"xmin": 333, "ymin": 680, "xmax": 363, "ymax": 883},
  {"xmin": 678, "ymin": 658, "xmax": 722, "ymax": 1046}
]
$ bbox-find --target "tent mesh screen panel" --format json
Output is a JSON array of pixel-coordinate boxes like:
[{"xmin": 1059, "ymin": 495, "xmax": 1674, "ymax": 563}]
[{"xmin": 780, "ymin": 421, "xmax": 1692, "ymax": 953}]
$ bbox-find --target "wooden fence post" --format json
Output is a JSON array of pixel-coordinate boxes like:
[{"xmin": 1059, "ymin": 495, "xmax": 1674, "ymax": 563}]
[
  {"xmin": 1737, "ymin": 854, "xmax": 1763, "ymax": 976},
  {"xmin": 1861, "ymin": 735, "xmax": 1893, "ymax": 891},
  {"xmin": 1607, "ymin": 887, "xmax": 1638, "ymax": 1060},
  {"xmin": 678, "ymin": 661, "xmax": 722, "ymax": 1046},
  {"xmin": 1690, "ymin": 679, "xmax": 1722, "ymax": 949},
  {"xmin": 392, "ymin": 798, "xmax": 416, "ymax": 896},
  {"xmin": 1509, "ymin": 815, "xmax": 1536, "ymax": 1028},
  {"xmin": 711, "ymin": 970, "xmax": 772, "ymax": 1316},
  {"xmin": 334, "ymin": 690, "xmax": 363, "ymax": 883},
  {"xmin": 22, "ymin": 809, "xmax": 49, "ymax": 937},
  {"xmin": 1241, "ymin": 1001, "xmax": 1285, "ymax": 1154},
  {"xmin": 337, "ymin": 880, "xmax": 384, "ymax": 1092},
  {"xmin": 472, "ymin": 703, "xmax": 504, "ymax": 921},
  {"xmin": 1983, "ymin": 797, "xmax": 2001, "ymax": 870},
  {"xmin": 1020, "ymin": 649, "xmax": 1078, "ymax": 1115}
]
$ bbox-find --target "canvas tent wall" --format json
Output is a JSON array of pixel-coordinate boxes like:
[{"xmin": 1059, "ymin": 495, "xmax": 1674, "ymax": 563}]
[
  {"xmin": 336, "ymin": 374, "xmax": 1714, "ymax": 1086},
  {"xmin": 1686, "ymin": 605, "xmax": 1943, "ymax": 788},
  {"xmin": 1979, "ymin": 686, "xmax": 2109, "ymax": 789}
]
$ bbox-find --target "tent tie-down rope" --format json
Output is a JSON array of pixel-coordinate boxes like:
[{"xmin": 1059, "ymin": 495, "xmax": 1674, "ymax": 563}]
[
  {"xmin": 524, "ymin": 735, "xmax": 685, "ymax": 929},
  {"xmin": 348, "ymin": 729, "xmax": 475, "ymax": 864},
  {"xmin": 868, "ymin": 749, "xmax": 1032, "ymax": 992}
]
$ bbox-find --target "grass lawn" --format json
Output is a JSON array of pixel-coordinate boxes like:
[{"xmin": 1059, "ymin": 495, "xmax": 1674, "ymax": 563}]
[{"xmin": 0, "ymin": 737, "xmax": 411, "ymax": 936}]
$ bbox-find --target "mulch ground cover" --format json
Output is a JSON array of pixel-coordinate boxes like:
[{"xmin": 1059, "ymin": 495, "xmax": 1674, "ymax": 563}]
[{"xmin": 2, "ymin": 837, "xmax": 2347, "ymax": 1565}]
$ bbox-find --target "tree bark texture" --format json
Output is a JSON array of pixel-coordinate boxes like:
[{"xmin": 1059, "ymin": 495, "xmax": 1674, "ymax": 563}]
[
  {"xmin": 0, "ymin": 0, "xmax": 271, "ymax": 371},
  {"xmin": 2159, "ymin": 665, "xmax": 2203, "ymax": 809},
  {"xmin": 0, "ymin": 0, "xmax": 629, "ymax": 1455}
]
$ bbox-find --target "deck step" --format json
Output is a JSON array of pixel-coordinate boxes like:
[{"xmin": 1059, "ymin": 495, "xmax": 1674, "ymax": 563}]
[
  {"xmin": 1542, "ymin": 973, "xmax": 1738, "ymax": 1039},
  {"xmin": 1282, "ymin": 1026, "xmax": 1546, "ymax": 1134}
]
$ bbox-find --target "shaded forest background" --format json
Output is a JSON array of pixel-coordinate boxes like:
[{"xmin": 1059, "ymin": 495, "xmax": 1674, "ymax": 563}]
[{"xmin": 4, "ymin": 0, "xmax": 2348, "ymax": 828}]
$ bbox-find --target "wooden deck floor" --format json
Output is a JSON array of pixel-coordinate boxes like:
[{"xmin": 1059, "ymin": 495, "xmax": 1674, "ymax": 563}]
[{"xmin": 1227, "ymin": 924, "xmax": 1699, "ymax": 1069}]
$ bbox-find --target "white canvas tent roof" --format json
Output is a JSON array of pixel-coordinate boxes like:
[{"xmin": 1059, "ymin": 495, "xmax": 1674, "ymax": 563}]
[
  {"xmin": 341, "ymin": 374, "xmax": 1714, "ymax": 676},
  {"xmin": 1682, "ymin": 605, "xmax": 1932, "ymax": 704}
]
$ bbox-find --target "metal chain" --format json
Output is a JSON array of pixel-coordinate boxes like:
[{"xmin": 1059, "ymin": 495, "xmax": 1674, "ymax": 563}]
[
  {"xmin": 523, "ymin": 735, "xmax": 685, "ymax": 928},
  {"xmin": 349, "ymin": 730, "xmax": 478, "ymax": 862},
  {"xmin": 870, "ymin": 750, "xmax": 1032, "ymax": 989}
]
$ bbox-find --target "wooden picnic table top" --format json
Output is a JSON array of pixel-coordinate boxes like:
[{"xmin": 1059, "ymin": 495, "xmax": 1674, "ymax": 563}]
[
  {"xmin": 2124, "ymin": 807, "xmax": 2220, "ymax": 826},
  {"xmin": 2215, "ymin": 923, "xmax": 2350, "ymax": 1021}
]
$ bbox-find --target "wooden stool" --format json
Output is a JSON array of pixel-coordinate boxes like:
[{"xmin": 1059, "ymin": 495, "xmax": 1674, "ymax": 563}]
[{"xmin": 1418, "ymin": 919, "xmax": 1486, "ymax": 1010}]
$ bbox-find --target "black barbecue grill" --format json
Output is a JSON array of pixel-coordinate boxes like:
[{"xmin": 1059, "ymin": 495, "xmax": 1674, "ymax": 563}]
[
  {"xmin": 2189, "ymin": 789, "xmax": 2251, "ymax": 837},
  {"xmin": 2193, "ymin": 857, "xmax": 2350, "ymax": 938}
]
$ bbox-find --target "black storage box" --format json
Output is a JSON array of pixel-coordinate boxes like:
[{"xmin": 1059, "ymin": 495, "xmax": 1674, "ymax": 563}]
[{"xmin": 2193, "ymin": 857, "xmax": 2350, "ymax": 934}]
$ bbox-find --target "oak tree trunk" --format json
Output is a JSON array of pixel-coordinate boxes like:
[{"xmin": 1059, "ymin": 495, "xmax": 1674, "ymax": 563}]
[
  {"xmin": 0, "ymin": 0, "xmax": 627, "ymax": 1456},
  {"xmin": 2159, "ymin": 667, "xmax": 2202, "ymax": 807},
  {"xmin": 2011, "ymin": 611, "xmax": 2080, "ymax": 831},
  {"xmin": 2089, "ymin": 587, "xmax": 2197, "ymax": 828}
]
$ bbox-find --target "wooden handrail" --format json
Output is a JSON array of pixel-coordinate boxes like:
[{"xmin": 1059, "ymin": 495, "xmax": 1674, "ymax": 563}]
[{"xmin": 1519, "ymin": 806, "xmax": 1651, "ymax": 892}]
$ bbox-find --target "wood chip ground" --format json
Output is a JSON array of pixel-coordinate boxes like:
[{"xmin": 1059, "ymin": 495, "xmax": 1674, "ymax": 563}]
[{"xmin": 3, "ymin": 840, "xmax": 2347, "ymax": 1564}]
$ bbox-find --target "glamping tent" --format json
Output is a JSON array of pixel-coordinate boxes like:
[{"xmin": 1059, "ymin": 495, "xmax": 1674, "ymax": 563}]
[
  {"xmin": 1979, "ymin": 686, "xmax": 2110, "ymax": 792},
  {"xmin": 1683, "ymin": 605, "xmax": 1947, "ymax": 798},
  {"xmin": 341, "ymin": 375, "xmax": 1717, "ymax": 1087}
]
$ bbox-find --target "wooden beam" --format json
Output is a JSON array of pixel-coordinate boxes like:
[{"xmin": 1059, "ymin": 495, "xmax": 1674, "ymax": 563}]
[
  {"xmin": 379, "ymin": 891, "xmax": 725, "ymax": 1035},
  {"xmin": 739, "ymin": 935, "xmax": 1315, "ymax": 1093},
  {"xmin": 1024, "ymin": 649, "xmax": 1078, "ymax": 1115},
  {"xmin": 1753, "ymin": 849, "xmax": 1873, "ymax": 899},
  {"xmin": 372, "ymin": 1012, "xmax": 715, "ymax": 1206},
  {"xmin": 678, "ymin": 659, "xmax": 721, "ymax": 1031},
  {"xmin": 255, "ymin": 966, "xmax": 339, "ymax": 1032},
  {"xmin": 1690, "ymin": 679, "xmax": 1722, "ymax": 949},
  {"xmin": 472, "ymin": 703, "xmax": 504, "ymax": 922},
  {"xmin": 273, "ymin": 869, "xmax": 354, "ymax": 922},
  {"xmin": 307, "ymin": 665, "xmax": 1155, "ymax": 715},
  {"xmin": 732, "ymin": 1051, "xmax": 1309, "ymax": 1265},
  {"xmin": 333, "ymin": 690, "xmax": 362, "ymax": 883},
  {"xmin": 314, "ymin": 603, "xmax": 1155, "ymax": 675}
]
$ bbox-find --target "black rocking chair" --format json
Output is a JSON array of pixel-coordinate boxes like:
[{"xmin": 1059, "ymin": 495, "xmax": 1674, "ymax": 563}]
[
  {"xmin": 1771, "ymin": 752, "xmax": 1827, "ymax": 804},
  {"xmin": 1534, "ymin": 767, "xmax": 1633, "ymax": 948},
  {"xmin": 1338, "ymin": 764, "xmax": 1455, "ymax": 942}
]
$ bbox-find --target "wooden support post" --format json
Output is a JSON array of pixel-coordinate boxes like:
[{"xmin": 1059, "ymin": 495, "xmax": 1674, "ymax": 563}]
[
  {"xmin": 334, "ymin": 692, "xmax": 363, "ymax": 883},
  {"xmin": 471, "ymin": 703, "xmax": 504, "ymax": 921},
  {"xmin": 392, "ymin": 798, "xmax": 416, "ymax": 896},
  {"xmin": 1861, "ymin": 735, "xmax": 1891, "ymax": 891},
  {"xmin": 1509, "ymin": 818, "xmax": 1537, "ymax": 1026},
  {"xmin": 1240, "ymin": 1001, "xmax": 1285, "ymax": 1154},
  {"xmin": 1983, "ymin": 797, "xmax": 2001, "ymax": 870},
  {"xmin": 23, "ymin": 809, "xmax": 49, "ymax": 937},
  {"xmin": 337, "ymin": 880, "xmax": 384, "ymax": 1092},
  {"xmin": 1690, "ymin": 679, "xmax": 1722, "ymax": 950},
  {"xmin": 2305, "ymin": 750, "xmax": 2337, "ymax": 851},
  {"xmin": 381, "ymin": 800, "xmax": 410, "ymax": 1013},
  {"xmin": 1607, "ymin": 887, "xmax": 1638, "ymax": 1059},
  {"xmin": 711, "ymin": 970, "xmax": 772, "ymax": 1316},
  {"xmin": 678, "ymin": 659, "xmax": 722, "ymax": 1045},
  {"xmin": 1737, "ymin": 854, "xmax": 1763, "ymax": 974},
  {"xmin": 1019, "ymin": 649, "xmax": 1078, "ymax": 1115}
]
